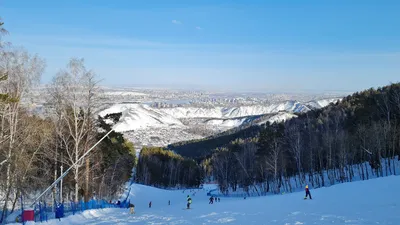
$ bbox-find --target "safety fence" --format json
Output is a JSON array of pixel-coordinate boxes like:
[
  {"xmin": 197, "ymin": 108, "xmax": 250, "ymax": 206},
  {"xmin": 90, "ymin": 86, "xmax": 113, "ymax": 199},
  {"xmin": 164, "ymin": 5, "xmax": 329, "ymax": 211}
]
[{"xmin": 5, "ymin": 198, "xmax": 131, "ymax": 224}]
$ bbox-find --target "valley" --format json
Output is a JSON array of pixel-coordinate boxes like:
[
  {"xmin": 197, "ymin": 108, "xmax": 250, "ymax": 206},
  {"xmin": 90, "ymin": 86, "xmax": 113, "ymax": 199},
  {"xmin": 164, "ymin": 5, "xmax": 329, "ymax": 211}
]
[
  {"xmin": 96, "ymin": 89, "xmax": 343, "ymax": 149},
  {"xmin": 28, "ymin": 87, "xmax": 343, "ymax": 149}
]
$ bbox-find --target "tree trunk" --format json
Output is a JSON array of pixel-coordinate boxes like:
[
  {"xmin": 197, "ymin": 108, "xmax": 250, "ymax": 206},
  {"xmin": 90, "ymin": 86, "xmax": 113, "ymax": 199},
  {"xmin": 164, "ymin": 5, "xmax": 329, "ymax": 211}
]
[
  {"xmin": 85, "ymin": 157, "xmax": 90, "ymax": 202},
  {"xmin": 74, "ymin": 166, "xmax": 79, "ymax": 202}
]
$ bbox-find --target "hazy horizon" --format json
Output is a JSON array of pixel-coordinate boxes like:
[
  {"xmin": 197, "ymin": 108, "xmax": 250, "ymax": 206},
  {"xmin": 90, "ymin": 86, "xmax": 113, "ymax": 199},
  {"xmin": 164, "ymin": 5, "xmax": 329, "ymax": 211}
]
[{"xmin": 2, "ymin": 0, "xmax": 400, "ymax": 93}]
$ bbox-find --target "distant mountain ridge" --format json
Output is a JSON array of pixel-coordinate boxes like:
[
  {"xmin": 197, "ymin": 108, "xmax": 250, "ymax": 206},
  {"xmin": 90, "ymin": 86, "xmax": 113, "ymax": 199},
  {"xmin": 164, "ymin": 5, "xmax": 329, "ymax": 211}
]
[
  {"xmin": 98, "ymin": 98, "xmax": 340, "ymax": 148},
  {"xmin": 158, "ymin": 98, "xmax": 338, "ymax": 119}
]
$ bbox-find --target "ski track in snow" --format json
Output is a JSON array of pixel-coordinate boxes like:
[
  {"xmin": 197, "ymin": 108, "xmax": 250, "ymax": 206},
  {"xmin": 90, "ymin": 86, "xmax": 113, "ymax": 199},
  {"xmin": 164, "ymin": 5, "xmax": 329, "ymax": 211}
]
[{"xmin": 15, "ymin": 175, "xmax": 400, "ymax": 225}]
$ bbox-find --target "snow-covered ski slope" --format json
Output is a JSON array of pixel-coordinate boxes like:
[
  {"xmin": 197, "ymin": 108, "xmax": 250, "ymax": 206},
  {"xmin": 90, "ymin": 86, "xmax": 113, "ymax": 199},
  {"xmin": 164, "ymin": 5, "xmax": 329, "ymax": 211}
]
[{"xmin": 15, "ymin": 175, "xmax": 400, "ymax": 225}]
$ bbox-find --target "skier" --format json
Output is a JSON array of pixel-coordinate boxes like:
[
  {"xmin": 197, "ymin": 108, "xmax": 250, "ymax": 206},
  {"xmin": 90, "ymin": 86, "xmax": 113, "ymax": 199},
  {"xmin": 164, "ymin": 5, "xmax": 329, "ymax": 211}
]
[
  {"xmin": 129, "ymin": 203, "xmax": 135, "ymax": 214},
  {"xmin": 209, "ymin": 196, "xmax": 214, "ymax": 204},
  {"xmin": 187, "ymin": 195, "xmax": 192, "ymax": 209},
  {"xmin": 149, "ymin": 201, "xmax": 152, "ymax": 208},
  {"xmin": 168, "ymin": 200, "xmax": 170, "ymax": 206},
  {"xmin": 218, "ymin": 198, "xmax": 220, "ymax": 202},
  {"xmin": 304, "ymin": 185, "xmax": 312, "ymax": 200}
]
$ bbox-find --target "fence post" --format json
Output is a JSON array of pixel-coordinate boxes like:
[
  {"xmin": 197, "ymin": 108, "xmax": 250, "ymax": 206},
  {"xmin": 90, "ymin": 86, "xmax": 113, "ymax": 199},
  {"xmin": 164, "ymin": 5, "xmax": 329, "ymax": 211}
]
[
  {"xmin": 61, "ymin": 203, "xmax": 64, "ymax": 218},
  {"xmin": 44, "ymin": 201, "xmax": 48, "ymax": 222},
  {"xmin": 80, "ymin": 200, "xmax": 84, "ymax": 212},
  {"xmin": 20, "ymin": 195, "xmax": 25, "ymax": 225},
  {"xmin": 71, "ymin": 201, "xmax": 75, "ymax": 215},
  {"xmin": 33, "ymin": 203, "xmax": 36, "ymax": 222},
  {"xmin": 38, "ymin": 202, "xmax": 42, "ymax": 222}
]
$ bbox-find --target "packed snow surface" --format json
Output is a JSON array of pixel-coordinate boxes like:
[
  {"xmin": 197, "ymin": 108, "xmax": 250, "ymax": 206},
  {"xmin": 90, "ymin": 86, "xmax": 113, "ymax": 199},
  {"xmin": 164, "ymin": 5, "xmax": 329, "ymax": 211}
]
[{"xmin": 18, "ymin": 175, "xmax": 400, "ymax": 224}]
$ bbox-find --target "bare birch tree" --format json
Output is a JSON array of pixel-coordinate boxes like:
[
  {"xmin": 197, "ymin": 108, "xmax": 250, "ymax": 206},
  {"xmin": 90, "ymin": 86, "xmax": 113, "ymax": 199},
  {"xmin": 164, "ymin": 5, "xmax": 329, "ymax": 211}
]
[
  {"xmin": 48, "ymin": 58, "xmax": 99, "ymax": 202},
  {"xmin": 285, "ymin": 121, "xmax": 304, "ymax": 185},
  {"xmin": 0, "ymin": 47, "xmax": 45, "ymax": 220}
]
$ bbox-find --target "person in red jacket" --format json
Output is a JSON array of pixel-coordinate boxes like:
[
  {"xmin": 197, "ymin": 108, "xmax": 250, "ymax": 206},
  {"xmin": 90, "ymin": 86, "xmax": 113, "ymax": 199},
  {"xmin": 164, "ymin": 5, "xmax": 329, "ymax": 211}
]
[{"xmin": 304, "ymin": 185, "xmax": 312, "ymax": 199}]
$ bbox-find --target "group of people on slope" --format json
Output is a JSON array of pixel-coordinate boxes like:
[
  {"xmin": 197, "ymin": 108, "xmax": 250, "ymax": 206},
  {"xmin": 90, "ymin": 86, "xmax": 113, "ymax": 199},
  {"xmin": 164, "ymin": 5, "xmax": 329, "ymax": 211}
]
[
  {"xmin": 209, "ymin": 196, "xmax": 220, "ymax": 204},
  {"xmin": 128, "ymin": 196, "xmax": 192, "ymax": 214},
  {"xmin": 128, "ymin": 185, "xmax": 311, "ymax": 214}
]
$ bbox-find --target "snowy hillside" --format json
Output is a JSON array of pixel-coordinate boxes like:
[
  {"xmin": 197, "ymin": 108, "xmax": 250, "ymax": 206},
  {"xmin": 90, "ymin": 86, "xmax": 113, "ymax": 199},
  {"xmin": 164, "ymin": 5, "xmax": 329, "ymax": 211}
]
[
  {"xmin": 99, "ymin": 99, "xmax": 337, "ymax": 148},
  {"xmin": 305, "ymin": 98, "xmax": 339, "ymax": 109},
  {"xmin": 99, "ymin": 104, "xmax": 183, "ymax": 132},
  {"xmin": 17, "ymin": 175, "xmax": 400, "ymax": 224},
  {"xmin": 160, "ymin": 100, "xmax": 315, "ymax": 119},
  {"xmin": 257, "ymin": 111, "xmax": 298, "ymax": 125}
]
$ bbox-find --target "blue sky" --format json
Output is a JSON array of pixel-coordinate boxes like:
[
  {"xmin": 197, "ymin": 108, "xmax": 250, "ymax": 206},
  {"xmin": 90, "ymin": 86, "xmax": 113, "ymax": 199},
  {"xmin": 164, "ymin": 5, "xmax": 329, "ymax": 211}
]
[{"xmin": 2, "ymin": 0, "xmax": 400, "ymax": 92}]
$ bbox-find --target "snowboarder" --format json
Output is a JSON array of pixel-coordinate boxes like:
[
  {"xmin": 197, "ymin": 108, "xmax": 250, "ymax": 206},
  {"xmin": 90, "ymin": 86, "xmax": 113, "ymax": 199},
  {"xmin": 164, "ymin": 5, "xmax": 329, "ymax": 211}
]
[
  {"xmin": 149, "ymin": 201, "xmax": 152, "ymax": 208},
  {"xmin": 129, "ymin": 203, "xmax": 135, "ymax": 214},
  {"xmin": 209, "ymin": 196, "xmax": 214, "ymax": 204},
  {"xmin": 187, "ymin": 195, "xmax": 192, "ymax": 209},
  {"xmin": 304, "ymin": 185, "xmax": 312, "ymax": 199}
]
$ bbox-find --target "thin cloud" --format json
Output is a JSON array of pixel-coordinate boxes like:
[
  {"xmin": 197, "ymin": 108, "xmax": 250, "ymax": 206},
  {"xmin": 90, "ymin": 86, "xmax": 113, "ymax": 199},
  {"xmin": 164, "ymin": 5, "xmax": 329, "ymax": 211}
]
[
  {"xmin": 172, "ymin": 20, "xmax": 182, "ymax": 25},
  {"xmin": 195, "ymin": 26, "xmax": 202, "ymax": 30}
]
